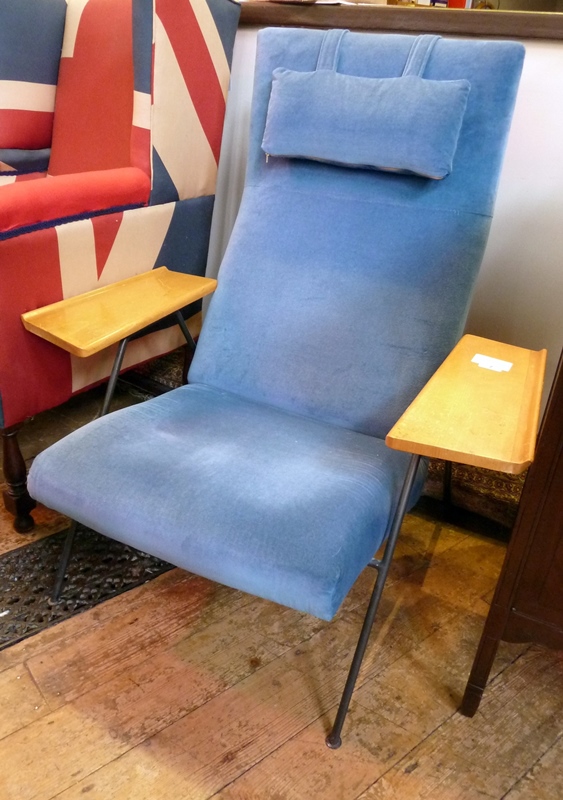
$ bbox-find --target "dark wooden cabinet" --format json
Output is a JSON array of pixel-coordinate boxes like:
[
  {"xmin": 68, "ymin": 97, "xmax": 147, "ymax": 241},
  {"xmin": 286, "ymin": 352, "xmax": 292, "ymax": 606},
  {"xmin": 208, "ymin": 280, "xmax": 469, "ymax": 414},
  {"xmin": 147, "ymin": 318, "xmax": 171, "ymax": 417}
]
[{"xmin": 461, "ymin": 345, "xmax": 563, "ymax": 716}]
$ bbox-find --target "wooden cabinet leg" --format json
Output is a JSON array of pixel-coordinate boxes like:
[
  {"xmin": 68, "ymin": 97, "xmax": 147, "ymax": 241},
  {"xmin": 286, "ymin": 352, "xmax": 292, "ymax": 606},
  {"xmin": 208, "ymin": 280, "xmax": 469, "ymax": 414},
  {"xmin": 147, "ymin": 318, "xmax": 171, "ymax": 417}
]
[
  {"xmin": 1, "ymin": 425, "xmax": 36, "ymax": 533},
  {"xmin": 443, "ymin": 460, "xmax": 453, "ymax": 506},
  {"xmin": 460, "ymin": 622, "xmax": 503, "ymax": 717}
]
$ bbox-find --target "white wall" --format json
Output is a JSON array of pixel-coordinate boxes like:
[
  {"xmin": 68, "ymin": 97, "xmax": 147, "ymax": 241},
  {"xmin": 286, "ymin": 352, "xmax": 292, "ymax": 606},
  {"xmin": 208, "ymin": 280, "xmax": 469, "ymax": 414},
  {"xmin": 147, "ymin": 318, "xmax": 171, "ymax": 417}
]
[
  {"xmin": 464, "ymin": 39, "xmax": 563, "ymax": 404},
  {"xmin": 208, "ymin": 31, "xmax": 563, "ymax": 402},
  {"xmin": 206, "ymin": 28, "xmax": 259, "ymax": 282}
]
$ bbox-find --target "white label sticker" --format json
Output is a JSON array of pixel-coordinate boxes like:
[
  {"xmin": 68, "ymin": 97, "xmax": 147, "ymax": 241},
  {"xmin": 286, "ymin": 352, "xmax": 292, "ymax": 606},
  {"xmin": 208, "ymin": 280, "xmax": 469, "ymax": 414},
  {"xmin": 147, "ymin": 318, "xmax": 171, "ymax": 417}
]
[{"xmin": 471, "ymin": 353, "xmax": 513, "ymax": 373}]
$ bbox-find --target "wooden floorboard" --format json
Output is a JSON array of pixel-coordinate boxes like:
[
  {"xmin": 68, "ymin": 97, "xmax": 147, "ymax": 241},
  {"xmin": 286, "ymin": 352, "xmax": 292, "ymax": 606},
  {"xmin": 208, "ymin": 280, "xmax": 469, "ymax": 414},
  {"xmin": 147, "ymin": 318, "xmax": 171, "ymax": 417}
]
[
  {"xmin": 503, "ymin": 731, "xmax": 563, "ymax": 800},
  {"xmin": 359, "ymin": 646, "xmax": 563, "ymax": 800},
  {"xmin": 0, "ymin": 501, "xmax": 67, "ymax": 558},
  {"xmin": 1, "ymin": 449, "xmax": 562, "ymax": 798}
]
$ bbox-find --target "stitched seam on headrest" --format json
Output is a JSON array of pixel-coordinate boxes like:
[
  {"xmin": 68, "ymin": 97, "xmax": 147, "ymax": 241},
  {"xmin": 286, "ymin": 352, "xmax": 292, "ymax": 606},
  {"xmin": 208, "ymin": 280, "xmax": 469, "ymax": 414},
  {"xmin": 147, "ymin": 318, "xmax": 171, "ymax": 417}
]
[
  {"xmin": 315, "ymin": 29, "xmax": 349, "ymax": 72},
  {"xmin": 402, "ymin": 35, "xmax": 441, "ymax": 77}
]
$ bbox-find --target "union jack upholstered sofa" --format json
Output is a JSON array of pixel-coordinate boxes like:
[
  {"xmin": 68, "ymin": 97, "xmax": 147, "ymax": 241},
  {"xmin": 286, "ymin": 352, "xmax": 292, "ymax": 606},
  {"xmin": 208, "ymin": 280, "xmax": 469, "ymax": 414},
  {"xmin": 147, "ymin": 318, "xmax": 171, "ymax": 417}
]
[{"xmin": 0, "ymin": 0, "xmax": 240, "ymax": 531}]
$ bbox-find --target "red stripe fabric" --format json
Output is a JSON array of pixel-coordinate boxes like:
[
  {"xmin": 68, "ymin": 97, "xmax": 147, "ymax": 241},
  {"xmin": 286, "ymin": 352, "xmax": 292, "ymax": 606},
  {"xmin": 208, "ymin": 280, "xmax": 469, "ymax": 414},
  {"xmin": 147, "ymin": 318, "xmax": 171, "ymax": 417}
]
[
  {"xmin": 0, "ymin": 229, "xmax": 71, "ymax": 427},
  {"xmin": 92, "ymin": 212, "xmax": 124, "ymax": 279},
  {"xmin": 156, "ymin": 0, "xmax": 225, "ymax": 163},
  {"xmin": 14, "ymin": 172, "xmax": 48, "ymax": 182},
  {"xmin": 48, "ymin": 0, "xmax": 135, "ymax": 175},
  {"xmin": 0, "ymin": 167, "xmax": 150, "ymax": 234},
  {"xmin": 0, "ymin": 110, "xmax": 54, "ymax": 149}
]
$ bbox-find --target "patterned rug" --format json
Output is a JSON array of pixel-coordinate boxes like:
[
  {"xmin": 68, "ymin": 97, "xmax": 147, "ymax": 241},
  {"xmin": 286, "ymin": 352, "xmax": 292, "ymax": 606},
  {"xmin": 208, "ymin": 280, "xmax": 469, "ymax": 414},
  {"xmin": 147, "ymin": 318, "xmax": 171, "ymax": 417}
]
[
  {"xmin": 424, "ymin": 459, "xmax": 524, "ymax": 530},
  {"xmin": 0, "ymin": 526, "xmax": 172, "ymax": 651}
]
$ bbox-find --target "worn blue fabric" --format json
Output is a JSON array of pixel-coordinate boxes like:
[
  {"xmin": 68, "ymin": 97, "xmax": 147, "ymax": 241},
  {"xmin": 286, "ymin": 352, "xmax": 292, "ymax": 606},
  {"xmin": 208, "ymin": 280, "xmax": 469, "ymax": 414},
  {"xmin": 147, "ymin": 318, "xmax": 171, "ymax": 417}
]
[
  {"xmin": 29, "ymin": 385, "xmax": 422, "ymax": 620},
  {"xmin": 262, "ymin": 70, "xmax": 470, "ymax": 179},
  {"xmin": 29, "ymin": 30, "xmax": 524, "ymax": 621},
  {"xmin": 190, "ymin": 30, "xmax": 525, "ymax": 437}
]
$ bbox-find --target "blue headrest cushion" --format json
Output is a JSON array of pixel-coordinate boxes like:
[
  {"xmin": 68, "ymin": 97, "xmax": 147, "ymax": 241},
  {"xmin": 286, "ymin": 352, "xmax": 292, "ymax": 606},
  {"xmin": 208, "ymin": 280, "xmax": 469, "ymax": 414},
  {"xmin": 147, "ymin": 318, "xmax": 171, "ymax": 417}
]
[{"xmin": 262, "ymin": 68, "xmax": 471, "ymax": 179}]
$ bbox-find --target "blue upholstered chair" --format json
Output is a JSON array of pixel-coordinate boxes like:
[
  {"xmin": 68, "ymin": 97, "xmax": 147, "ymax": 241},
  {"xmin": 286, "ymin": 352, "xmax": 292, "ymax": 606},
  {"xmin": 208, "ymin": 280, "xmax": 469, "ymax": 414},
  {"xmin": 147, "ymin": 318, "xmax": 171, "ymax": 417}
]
[{"xmin": 29, "ymin": 29, "xmax": 524, "ymax": 746}]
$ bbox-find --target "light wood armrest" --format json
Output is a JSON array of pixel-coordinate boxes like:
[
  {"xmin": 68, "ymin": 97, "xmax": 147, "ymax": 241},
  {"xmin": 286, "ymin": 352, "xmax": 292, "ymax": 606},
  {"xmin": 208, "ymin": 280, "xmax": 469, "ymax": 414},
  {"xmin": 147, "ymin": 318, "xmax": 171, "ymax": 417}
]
[
  {"xmin": 385, "ymin": 334, "xmax": 547, "ymax": 474},
  {"xmin": 21, "ymin": 267, "xmax": 216, "ymax": 358}
]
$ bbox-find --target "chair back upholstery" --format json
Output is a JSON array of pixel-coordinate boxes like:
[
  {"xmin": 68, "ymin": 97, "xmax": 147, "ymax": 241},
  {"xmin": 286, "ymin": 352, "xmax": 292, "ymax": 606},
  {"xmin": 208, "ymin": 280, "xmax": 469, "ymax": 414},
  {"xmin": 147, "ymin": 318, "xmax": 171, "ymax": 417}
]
[
  {"xmin": 47, "ymin": 0, "xmax": 240, "ymax": 206},
  {"xmin": 0, "ymin": 0, "xmax": 66, "ymax": 175},
  {"xmin": 190, "ymin": 29, "xmax": 525, "ymax": 439},
  {"xmin": 149, "ymin": 0, "xmax": 239, "ymax": 204},
  {"xmin": 48, "ymin": 0, "xmax": 137, "ymax": 176}
]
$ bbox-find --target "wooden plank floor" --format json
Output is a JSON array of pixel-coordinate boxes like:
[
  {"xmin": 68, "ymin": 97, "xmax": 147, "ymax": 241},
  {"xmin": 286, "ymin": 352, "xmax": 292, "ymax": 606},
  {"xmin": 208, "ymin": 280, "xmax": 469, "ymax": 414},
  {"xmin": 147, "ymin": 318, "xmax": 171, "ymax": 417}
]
[{"xmin": 1, "ymin": 392, "xmax": 563, "ymax": 799}]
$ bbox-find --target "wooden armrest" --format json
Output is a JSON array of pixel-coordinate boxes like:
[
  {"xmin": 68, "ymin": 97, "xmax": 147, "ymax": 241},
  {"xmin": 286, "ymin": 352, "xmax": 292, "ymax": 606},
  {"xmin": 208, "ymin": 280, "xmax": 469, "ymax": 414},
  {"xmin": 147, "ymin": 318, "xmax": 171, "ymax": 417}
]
[
  {"xmin": 385, "ymin": 334, "xmax": 547, "ymax": 474},
  {"xmin": 21, "ymin": 267, "xmax": 217, "ymax": 358}
]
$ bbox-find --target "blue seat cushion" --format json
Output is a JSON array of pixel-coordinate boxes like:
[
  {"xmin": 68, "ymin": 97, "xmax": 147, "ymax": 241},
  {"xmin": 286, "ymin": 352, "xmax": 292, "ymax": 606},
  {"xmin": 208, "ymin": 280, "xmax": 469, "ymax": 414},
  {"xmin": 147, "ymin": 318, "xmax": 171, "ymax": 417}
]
[{"xmin": 28, "ymin": 383, "xmax": 421, "ymax": 620}]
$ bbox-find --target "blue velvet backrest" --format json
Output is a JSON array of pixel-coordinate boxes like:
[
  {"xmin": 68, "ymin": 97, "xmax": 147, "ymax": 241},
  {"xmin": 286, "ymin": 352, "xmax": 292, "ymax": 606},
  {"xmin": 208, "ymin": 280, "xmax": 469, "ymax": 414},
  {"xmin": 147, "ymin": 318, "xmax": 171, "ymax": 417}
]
[{"xmin": 190, "ymin": 29, "xmax": 525, "ymax": 439}]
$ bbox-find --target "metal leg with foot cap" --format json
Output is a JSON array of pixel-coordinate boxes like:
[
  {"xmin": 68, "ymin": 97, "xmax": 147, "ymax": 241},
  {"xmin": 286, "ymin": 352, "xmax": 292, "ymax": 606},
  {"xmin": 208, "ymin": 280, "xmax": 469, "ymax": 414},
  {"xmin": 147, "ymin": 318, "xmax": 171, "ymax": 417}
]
[{"xmin": 326, "ymin": 454, "xmax": 421, "ymax": 748}]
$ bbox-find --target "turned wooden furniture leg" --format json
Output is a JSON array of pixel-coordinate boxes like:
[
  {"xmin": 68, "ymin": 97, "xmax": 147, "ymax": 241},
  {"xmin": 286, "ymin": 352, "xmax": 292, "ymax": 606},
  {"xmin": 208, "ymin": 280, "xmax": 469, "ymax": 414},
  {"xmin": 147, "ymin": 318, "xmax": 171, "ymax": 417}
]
[
  {"xmin": 2, "ymin": 425, "xmax": 36, "ymax": 533},
  {"xmin": 461, "ymin": 346, "xmax": 563, "ymax": 718},
  {"xmin": 443, "ymin": 460, "xmax": 453, "ymax": 506},
  {"xmin": 460, "ymin": 620, "xmax": 504, "ymax": 716}
]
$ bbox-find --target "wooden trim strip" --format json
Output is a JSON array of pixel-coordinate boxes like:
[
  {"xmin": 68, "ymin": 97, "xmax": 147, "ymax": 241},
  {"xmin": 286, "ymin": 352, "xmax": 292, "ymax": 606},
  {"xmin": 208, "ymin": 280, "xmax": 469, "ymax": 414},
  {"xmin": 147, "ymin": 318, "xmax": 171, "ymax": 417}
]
[{"xmin": 240, "ymin": 3, "xmax": 563, "ymax": 42}]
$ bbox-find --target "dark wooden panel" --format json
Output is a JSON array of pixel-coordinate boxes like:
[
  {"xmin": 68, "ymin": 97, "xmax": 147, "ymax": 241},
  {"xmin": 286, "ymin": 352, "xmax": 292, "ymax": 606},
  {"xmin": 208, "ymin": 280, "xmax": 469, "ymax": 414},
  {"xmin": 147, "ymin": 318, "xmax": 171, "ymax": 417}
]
[
  {"xmin": 506, "ymin": 349, "xmax": 563, "ymax": 632},
  {"xmin": 240, "ymin": 3, "xmax": 563, "ymax": 41},
  {"xmin": 461, "ymin": 346, "xmax": 563, "ymax": 716}
]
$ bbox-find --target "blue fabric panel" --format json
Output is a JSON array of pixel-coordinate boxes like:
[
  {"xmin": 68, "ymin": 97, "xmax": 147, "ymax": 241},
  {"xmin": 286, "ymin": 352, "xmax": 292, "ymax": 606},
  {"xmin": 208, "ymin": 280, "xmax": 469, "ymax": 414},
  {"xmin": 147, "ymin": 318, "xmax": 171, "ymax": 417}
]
[
  {"xmin": 316, "ymin": 28, "xmax": 348, "ymax": 71},
  {"xmin": 0, "ymin": 148, "xmax": 50, "ymax": 174},
  {"xmin": 0, "ymin": 0, "xmax": 66, "ymax": 84},
  {"xmin": 402, "ymin": 34, "xmax": 440, "ymax": 77},
  {"xmin": 154, "ymin": 195, "xmax": 215, "ymax": 277},
  {"xmin": 150, "ymin": 148, "xmax": 180, "ymax": 206},
  {"xmin": 150, "ymin": 195, "xmax": 216, "ymax": 323},
  {"xmin": 191, "ymin": 185, "xmax": 491, "ymax": 439},
  {"xmin": 132, "ymin": 0, "xmax": 153, "ymax": 95},
  {"xmin": 28, "ymin": 384, "xmax": 424, "ymax": 620},
  {"xmin": 205, "ymin": 0, "xmax": 241, "ymax": 68}
]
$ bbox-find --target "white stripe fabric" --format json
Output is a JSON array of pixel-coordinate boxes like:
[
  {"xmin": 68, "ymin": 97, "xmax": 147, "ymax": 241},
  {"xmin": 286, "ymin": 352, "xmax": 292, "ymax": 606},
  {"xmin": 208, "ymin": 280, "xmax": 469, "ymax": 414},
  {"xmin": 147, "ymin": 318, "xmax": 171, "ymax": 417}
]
[
  {"xmin": 152, "ymin": 16, "xmax": 217, "ymax": 200},
  {"xmin": 189, "ymin": 0, "xmax": 231, "ymax": 99},
  {"xmin": 0, "ymin": 80, "xmax": 57, "ymax": 111}
]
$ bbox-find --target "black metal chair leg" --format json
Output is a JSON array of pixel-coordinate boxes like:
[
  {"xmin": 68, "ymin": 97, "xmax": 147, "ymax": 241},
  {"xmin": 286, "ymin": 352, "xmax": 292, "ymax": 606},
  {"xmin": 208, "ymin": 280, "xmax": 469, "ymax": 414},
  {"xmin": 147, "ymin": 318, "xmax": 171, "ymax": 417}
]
[
  {"xmin": 174, "ymin": 310, "xmax": 197, "ymax": 352},
  {"xmin": 52, "ymin": 520, "xmax": 79, "ymax": 602},
  {"xmin": 326, "ymin": 454, "xmax": 421, "ymax": 749},
  {"xmin": 174, "ymin": 311, "xmax": 197, "ymax": 385},
  {"xmin": 98, "ymin": 336, "xmax": 130, "ymax": 417},
  {"xmin": 51, "ymin": 314, "xmax": 194, "ymax": 600}
]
